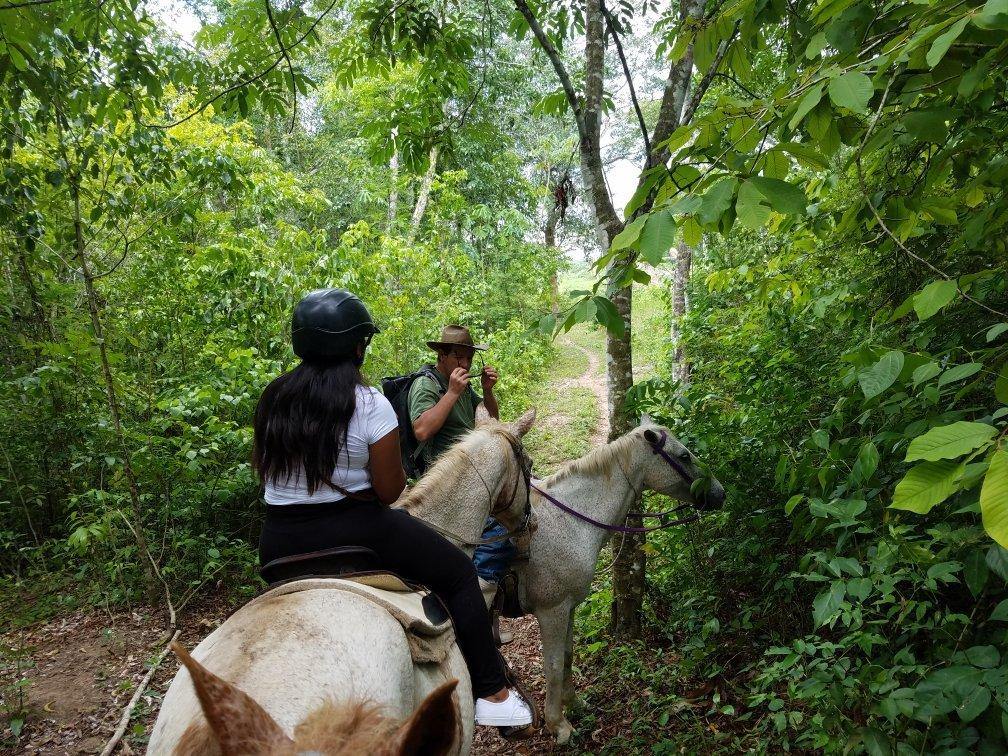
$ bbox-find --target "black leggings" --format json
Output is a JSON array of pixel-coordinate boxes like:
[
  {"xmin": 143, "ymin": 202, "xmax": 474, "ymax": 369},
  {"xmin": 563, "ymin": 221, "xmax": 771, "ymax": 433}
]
[{"xmin": 259, "ymin": 500, "xmax": 506, "ymax": 699}]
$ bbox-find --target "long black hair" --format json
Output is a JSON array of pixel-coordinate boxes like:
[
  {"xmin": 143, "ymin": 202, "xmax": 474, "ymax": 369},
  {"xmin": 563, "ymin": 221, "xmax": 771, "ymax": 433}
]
[{"xmin": 252, "ymin": 355, "xmax": 364, "ymax": 495}]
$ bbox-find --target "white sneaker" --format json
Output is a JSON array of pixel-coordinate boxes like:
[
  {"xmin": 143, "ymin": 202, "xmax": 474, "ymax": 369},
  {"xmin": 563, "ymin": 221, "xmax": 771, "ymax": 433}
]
[{"xmin": 474, "ymin": 690, "xmax": 533, "ymax": 726}]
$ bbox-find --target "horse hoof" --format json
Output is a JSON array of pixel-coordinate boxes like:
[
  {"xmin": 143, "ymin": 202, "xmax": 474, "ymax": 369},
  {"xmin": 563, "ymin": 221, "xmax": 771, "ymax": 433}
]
[{"xmin": 550, "ymin": 720, "xmax": 574, "ymax": 745}]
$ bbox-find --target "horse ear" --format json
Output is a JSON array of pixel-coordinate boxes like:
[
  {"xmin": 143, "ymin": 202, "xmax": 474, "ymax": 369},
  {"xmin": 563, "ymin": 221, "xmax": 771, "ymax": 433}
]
[
  {"xmin": 475, "ymin": 402, "xmax": 492, "ymax": 426},
  {"xmin": 512, "ymin": 407, "xmax": 536, "ymax": 437},
  {"xmin": 171, "ymin": 641, "xmax": 293, "ymax": 755},
  {"xmin": 639, "ymin": 412, "xmax": 654, "ymax": 426},
  {"xmin": 391, "ymin": 678, "xmax": 459, "ymax": 756}
]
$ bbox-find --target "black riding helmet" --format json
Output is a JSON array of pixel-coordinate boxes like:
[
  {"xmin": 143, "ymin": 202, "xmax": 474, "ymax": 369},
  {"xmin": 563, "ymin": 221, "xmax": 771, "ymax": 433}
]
[{"xmin": 291, "ymin": 288, "xmax": 379, "ymax": 361}]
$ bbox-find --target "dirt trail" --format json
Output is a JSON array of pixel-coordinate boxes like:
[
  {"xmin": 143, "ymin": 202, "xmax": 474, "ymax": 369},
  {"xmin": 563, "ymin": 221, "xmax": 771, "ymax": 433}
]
[
  {"xmin": 472, "ymin": 331, "xmax": 608, "ymax": 754},
  {"xmin": 554, "ymin": 336, "xmax": 609, "ymax": 448}
]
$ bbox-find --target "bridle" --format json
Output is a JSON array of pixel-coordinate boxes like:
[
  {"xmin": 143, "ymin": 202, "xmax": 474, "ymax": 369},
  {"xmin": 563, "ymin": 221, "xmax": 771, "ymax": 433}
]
[
  {"xmin": 531, "ymin": 429, "xmax": 705, "ymax": 533},
  {"xmin": 423, "ymin": 428, "xmax": 534, "ymax": 548}
]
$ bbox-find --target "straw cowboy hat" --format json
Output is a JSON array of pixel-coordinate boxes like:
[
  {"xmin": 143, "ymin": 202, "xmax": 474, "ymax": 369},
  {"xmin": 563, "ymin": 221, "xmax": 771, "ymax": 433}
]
[{"xmin": 426, "ymin": 325, "xmax": 488, "ymax": 352}]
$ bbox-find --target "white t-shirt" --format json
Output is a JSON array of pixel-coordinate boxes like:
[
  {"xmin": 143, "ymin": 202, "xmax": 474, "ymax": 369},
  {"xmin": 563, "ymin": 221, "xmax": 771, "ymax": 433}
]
[{"xmin": 264, "ymin": 385, "xmax": 399, "ymax": 506}]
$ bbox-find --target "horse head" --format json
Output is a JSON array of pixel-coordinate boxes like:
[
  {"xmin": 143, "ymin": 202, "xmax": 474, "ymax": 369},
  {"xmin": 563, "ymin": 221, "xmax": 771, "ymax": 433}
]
[
  {"xmin": 638, "ymin": 420, "xmax": 726, "ymax": 511},
  {"xmin": 475, "ymin": 405, "xmax": 537, "ymax": 545},
  {"xmin": 171, "ymin": 641, "xmax": 459, "ymax": 755}
]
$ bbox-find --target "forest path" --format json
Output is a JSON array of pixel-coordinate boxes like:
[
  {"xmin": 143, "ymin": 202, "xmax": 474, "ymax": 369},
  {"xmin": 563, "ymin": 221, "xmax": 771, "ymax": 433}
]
[{"xmin": 473, "ymin": 325, "xmax": 611, "ymax": 754}]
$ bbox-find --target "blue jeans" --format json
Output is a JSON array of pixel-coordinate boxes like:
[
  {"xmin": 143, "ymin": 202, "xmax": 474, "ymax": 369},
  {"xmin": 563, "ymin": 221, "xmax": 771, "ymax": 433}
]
[{"xmin": 473, "ymin": 517, "xmax": 515, "ymax": 583}]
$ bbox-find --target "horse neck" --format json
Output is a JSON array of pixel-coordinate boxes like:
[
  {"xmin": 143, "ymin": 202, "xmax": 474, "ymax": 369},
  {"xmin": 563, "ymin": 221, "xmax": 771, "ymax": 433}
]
[
  {"xmin": 543, "ymin": 439, "xmax": 646, "ymax": 541},
  {"xmin": 404, "ymin": 434, "xmax": 510, "ymax": 555}
]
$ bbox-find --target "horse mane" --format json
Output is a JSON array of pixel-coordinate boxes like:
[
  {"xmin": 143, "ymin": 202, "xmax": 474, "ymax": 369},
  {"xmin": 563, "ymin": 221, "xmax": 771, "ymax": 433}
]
[
  {"xmin": 544, "ymin": 427, "xmax": 644, "ymax": 486},
  {"xmin": 397, "ymin": 425, "xmax": 508, "ymax": 513},
  {"xmin": 174, "ymin": 700, "xmax": 403, "ymax": 755}
]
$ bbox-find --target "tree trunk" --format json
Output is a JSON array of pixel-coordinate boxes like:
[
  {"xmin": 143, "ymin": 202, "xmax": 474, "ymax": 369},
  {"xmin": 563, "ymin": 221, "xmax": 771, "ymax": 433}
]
[
  {"xmin": 545, "ymin": 202, "xmax": 560, "ymax": 315},
  {"xmin": 671, "ymin": 239, "xmax": 692, "ymax": 386},
  {"xmin": 606, "ymin": 281, "xmax": 645, "ymax": 639},
  {"xmin": 406, "ymin": 143, "xmax": 440, "ymax": 244},
  {"xmin": 386, "ymin": 129, "xmax": 399, "ymax": 233},
  {"xmin": 513, "ymin": 0, "xmax": 720, "ymax": 639}
]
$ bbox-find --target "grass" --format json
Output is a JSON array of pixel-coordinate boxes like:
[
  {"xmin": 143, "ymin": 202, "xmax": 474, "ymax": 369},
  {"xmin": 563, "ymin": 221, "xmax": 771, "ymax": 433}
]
[
  {"xmin": 524, "ymin": 386, "xmax": 597, "ymax": 477},
  {"xmin": 523, "ymin": 327, "xmax": 601, "ymax": 477}
]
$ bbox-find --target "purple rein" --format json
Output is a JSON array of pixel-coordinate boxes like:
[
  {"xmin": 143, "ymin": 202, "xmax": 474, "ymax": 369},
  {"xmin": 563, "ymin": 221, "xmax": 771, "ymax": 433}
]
[{"xmin": 530, "ymin": 431, "xmax": 701, "ymax": 533}]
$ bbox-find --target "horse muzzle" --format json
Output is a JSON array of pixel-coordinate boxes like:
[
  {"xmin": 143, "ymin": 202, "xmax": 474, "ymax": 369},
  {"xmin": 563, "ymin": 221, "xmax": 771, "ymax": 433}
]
[{"xmin": 697, "ymin": 481, "xmax": 726, "ymax": 511}]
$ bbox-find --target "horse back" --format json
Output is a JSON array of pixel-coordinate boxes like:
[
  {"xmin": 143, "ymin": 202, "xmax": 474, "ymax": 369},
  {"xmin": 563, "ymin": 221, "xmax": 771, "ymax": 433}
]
[{"xmin": 149, "ymin": 587, "xmax": 473, "ymax": 753}]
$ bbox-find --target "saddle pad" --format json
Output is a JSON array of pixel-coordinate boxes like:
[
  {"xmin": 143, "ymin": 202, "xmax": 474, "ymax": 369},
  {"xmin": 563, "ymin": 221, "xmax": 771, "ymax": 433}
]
[{"xmin": 253, "ymin": 577, "xmax": 455, "ymax": 664}]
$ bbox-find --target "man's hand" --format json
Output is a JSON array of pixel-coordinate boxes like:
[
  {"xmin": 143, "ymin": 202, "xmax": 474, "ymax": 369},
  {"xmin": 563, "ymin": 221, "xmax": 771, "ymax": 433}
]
[
  {"xmin": 481, "ymin": 365, "xmax": 498, "ymax": 393},
  {"xmin": 448, "ymin": 367, "xmax": 470, "ymax": 396}
]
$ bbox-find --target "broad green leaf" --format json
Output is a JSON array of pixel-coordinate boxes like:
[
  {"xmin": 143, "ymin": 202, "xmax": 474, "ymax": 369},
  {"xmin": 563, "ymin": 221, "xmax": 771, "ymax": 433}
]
[
  {"xmin": 975, "ymin": 0, "xmax": 1008, "ymax": 29},
  {"xmin": 938, "ymin": 362, "xmax": 982, "ymax": 387},
  {"xmin": 965, "ymin": 645, "xmax": 1000, "ymax": 668},
  {"xmin": 779, "ymin": 142, "xmax": 831, "ymax": 170},
  {"xmin": 784, "ymin": 494, "xmax": 804, "ymax": 515},
  {"xmin": 891, "ymin": 460, "xmax": 963, "ymax": 513},
  {"xmin": 748, "ymin": 177, "xmax": 808, "ymax": 215},
  {"xmin": 639, "ymin": 211, "xmax": 676, "ymax": 265},
  {"xmin": 964, "ymin": 550, "xmax": 989, "ymax": 597},
  {"xmin": 991, "ymin": 599, "xmax": 1008, "ymax": 621},
  {"xmin": 860, "ymin": 727, "xmax": 891, "ymax": 756},
  {"xmin": 789, "ymin": 86, "xmax": 823, "ymax": 131},
  {"xmin": 610, "ymin": 216, "xmax": 647, "ymax": 251},
  {"xmin": 957, "ymin": 685, "xmax": 991, "ymax": 723},
  {"xmin": 905, "ymin": 421, "xmax": 996, "ymax": 462},
  {"xmin": 981, "ymin": 450, "xmax": 1008, "ymax": 549},
  {"xmin": 812, "ymin": 580, "xmax": 845, "ymax": 626},
  {"xmin": 996, "ymin": 361, "xmax": 1008, "ymax": 404},
  {"xmin": 989, "ymin": 545, "xmax": 1008, "ymax": 581},
  {"xmin": 828, "ymin": 72, "xmax": 873, "ymax": 113},
  {"xmin": 682, "ymin": 216, "xmax": 702, "ymax": 246},
  {"xmin": 986, "ymin": 323, "xmax": 1008, "ymax": 342},
  {"xmin": 735, "ymin": 181, "xmax": 771, "ymax": 228},
  {"xmin": 912, "ymin": 362, "xmax": 941, "ymax": 385},
  {"xmin": 697, "ymin": 178, "xmax": 737, "ymax": 225},
  {"xmin": 858, "ymin": 351, "xmax": 904, "ymax": 400},
  {"xmin": 852, "ymin": 441, "xmax": 879, "ymax": 483},
  {"xmin": 926, "ymin": 17, "xmax": 969, "ymax": 68},
  {"xmin": 913, "ymin": 279, "xmax": 957, "ymax": 320}
]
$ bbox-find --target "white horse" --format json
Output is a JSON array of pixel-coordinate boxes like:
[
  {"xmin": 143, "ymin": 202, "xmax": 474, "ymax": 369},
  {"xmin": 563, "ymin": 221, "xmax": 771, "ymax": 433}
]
[
  {"xmin": 517, "ymin": 420, "xmax": 726, "ymax": 744},
  {"xmin": 149, "ymin": 408, "xmax": 536, "ymax": 755}
]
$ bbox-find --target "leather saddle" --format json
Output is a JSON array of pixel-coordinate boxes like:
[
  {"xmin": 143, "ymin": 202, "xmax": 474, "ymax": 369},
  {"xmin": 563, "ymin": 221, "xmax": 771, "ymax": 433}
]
[{"xmin": 259, "ymin": 546, "xmax": 449, "ymax": 627}]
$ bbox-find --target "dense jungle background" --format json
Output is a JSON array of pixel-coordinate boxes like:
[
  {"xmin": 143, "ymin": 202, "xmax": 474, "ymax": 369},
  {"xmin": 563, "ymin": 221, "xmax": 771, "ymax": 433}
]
[{"xmin": 2, "ymin": 0, "xmax": 1008, "ymax": 752}]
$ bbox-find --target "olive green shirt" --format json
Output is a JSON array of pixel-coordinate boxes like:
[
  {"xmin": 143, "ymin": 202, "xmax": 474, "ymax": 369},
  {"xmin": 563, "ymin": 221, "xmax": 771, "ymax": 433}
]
[{"xmin": 407, "ymin": 367, "xmax": 482, "ymax": 467}]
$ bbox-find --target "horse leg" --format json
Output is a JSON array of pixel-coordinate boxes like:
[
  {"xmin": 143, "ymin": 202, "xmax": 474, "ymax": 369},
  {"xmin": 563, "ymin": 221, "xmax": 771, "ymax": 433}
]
[
  {"xmin": 536, "ymin": 603, "xmax": 575, "ymax": 745},
  {"xmin": 561, "ymin": 606, "xmax": 583, "ymax": 710}
]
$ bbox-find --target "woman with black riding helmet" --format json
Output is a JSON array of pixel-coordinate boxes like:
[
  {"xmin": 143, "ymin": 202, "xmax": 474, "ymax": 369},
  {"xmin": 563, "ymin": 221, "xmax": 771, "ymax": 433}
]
[{"xmin": 253, "ymin": 288, "xmax": 532, "ymax": 728}]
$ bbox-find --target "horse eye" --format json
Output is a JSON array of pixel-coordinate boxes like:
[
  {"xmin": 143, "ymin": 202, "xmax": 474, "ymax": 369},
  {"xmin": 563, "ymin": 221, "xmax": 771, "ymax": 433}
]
[{"xmin": 678, "ymin": 450, "xmax": 690, "ymax": 462}]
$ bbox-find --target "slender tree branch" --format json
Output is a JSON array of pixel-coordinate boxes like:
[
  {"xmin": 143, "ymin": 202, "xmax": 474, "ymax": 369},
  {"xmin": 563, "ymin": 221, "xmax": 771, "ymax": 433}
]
[
  {"xmin": 99, "ymin": 629, "xmax": 181, "ymax": 756},
  {"xmin": 601, "ymin": 1, "xmax": 650, "ymax": 160},
  {"xmin": 714, "ymin": 70, "xmax": 759, "ymax": 100},
  {"xmin": 855, "ymin": 79, "xmax": 1008, "ymax": 320},
  {"xmin": 264, "ymin": 0, "xmax": 297, "ymax": 133},
  {"xmin": 512, "ymin": 0, "xmax": 587, "ymax": 141},
  {"xmin": 156, "ymin": 0, "xmax": 338, "ymax": 129},
  {"xmin": 0, "ymin": 0, "xmax": 59, "ymax": 9},
  {"xmin": 680, "ymin": 19, "xmax": 740, "ymax": 125}
]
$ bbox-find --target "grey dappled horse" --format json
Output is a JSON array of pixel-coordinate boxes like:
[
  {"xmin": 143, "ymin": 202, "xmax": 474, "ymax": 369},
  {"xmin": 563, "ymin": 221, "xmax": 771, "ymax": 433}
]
[{"xmin": 516, "ymin": 420, "xmax": 725, "ymax": 744}]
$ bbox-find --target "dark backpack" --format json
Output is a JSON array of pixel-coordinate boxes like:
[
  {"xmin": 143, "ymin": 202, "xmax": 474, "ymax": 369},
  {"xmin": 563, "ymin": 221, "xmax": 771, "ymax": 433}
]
[{"xmin": 381, "ymin": 365, "xmax": 443, "ymax": 479}]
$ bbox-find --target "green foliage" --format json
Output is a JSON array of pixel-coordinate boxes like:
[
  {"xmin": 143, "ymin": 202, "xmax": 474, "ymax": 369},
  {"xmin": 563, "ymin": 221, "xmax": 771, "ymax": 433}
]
[{"xmin": 0, "ymin": 1, "xmax": 561, "ymax": 614}]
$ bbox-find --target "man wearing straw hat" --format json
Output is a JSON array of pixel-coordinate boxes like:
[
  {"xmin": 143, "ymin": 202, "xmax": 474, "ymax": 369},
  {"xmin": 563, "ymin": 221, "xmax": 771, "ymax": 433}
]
[
  {"xmin": 409, "ymin": 324, "xmax": 499, "ymax": 463},
  {"xmin": 409, "ymin": 325, "xmax": 515, "ymax": 641}
]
